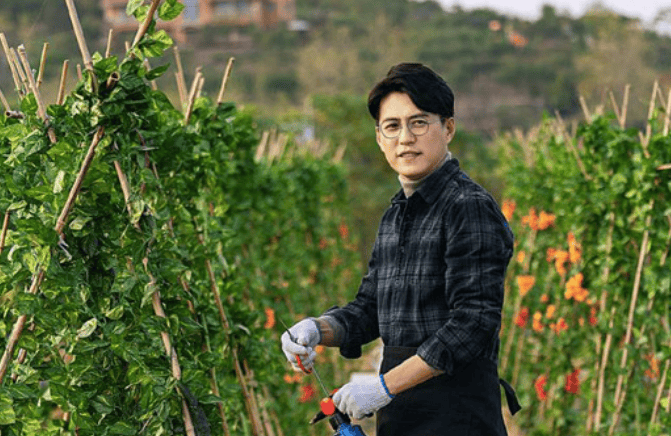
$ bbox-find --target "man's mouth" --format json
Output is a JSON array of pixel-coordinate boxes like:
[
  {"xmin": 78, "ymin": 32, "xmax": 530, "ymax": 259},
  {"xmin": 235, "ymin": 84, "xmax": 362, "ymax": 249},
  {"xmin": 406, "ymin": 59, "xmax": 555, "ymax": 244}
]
[{"xmin": 398, "ymin": 151, "xmax": 420, "ymax": 158}]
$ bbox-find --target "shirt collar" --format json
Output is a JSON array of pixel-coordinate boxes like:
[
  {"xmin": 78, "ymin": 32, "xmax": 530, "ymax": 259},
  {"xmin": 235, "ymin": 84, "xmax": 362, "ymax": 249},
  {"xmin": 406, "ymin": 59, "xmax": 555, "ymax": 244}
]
[{"xmin": 391, "ymin": 157, "xmax": 460, "ymax": 205}]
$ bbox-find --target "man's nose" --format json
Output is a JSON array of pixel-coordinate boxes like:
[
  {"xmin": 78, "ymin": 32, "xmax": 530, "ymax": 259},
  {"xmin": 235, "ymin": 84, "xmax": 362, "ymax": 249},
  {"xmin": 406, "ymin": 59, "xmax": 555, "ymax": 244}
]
[{"xmin": 398, "ymin": 123, "xmax": 416, "ymax": 143}]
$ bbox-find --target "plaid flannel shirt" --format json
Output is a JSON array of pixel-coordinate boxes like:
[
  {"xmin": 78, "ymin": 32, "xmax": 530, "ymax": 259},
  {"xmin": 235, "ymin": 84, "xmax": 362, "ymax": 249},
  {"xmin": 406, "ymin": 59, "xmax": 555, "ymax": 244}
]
[{"xmin": 323, "ymin": 158, "xmax": 514, "ymax": 374}]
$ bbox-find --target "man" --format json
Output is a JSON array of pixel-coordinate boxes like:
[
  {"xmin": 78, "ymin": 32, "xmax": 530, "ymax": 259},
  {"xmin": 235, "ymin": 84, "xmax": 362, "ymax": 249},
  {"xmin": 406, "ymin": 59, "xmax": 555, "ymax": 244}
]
[{"xmin": 281, "ymin": 63, "xmax": 519, "ymax": 435}]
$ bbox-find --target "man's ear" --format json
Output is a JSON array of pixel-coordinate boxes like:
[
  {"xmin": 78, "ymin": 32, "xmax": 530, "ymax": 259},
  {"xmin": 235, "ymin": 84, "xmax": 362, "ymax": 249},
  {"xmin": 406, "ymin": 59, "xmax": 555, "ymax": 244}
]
[{"xmin": 443, "ymin": 117, "xmax": 456, "ymax": 144}]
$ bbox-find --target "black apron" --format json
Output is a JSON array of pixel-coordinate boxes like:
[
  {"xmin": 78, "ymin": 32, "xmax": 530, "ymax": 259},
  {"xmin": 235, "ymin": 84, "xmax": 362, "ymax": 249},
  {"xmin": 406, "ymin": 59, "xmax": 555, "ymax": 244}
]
[{"xmin": 376, "ymin": 346, "xmax": 520, "ymax": 436}]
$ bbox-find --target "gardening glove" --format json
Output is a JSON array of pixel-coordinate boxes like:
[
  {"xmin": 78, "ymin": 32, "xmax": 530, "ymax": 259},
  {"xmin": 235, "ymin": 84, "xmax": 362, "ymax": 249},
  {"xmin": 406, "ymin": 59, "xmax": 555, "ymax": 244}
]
[
  {"xmin": 281, "ymin": 318, "xmax": 321, "ymax": 372},
  {"xmin": 333, "ymin": 374, "xmax": 394, "ymax": 419}
]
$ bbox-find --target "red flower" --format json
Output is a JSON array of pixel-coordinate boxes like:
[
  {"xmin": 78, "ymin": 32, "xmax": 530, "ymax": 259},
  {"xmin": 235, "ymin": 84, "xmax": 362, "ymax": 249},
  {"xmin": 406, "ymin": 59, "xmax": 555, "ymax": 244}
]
[
  {"xmin": 514, "ymin": 307, "xmax": 529, "ymax": 328},
  {"xmin": 299, "ymin": 384, "xmax": 316, "ymax": 403},
  {"xmin": 565, "ymin": 368, "xmax": 581, "ymax": 394},
  {"xmin": 534, "ymin": 374, "xmax": 548, "ymax": 401}
]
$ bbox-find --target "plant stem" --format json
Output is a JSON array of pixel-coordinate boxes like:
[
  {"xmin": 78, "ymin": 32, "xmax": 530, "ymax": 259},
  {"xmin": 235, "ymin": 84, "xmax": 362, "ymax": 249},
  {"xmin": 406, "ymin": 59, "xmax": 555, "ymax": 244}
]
[{"xmin": 217, "ymin": 57, "xmax": 235, "ymax": 105}]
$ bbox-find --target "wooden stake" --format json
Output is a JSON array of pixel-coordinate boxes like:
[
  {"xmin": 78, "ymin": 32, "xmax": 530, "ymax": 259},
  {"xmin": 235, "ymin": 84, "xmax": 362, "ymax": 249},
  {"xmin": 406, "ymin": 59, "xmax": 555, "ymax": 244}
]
[
  {"xmin": 173, "ymin": 46, "xmax": 187, "ymax": 107},
  {"xmin": 0, "ymin": 33, "xmax": 22, "ymax": 95},
  {"xmin": 555, "ymin": 111, "xmax": 592, "ymax": 180},
  {"xmin": 608, "ymin": 90, "xmax": 621, "ymax": 126},
  {"xmin": 620, "ymin": 85, "xmax": 631, "ymax": 128},
  {"xmin": 37, "ymin": 42, "xmax": 49, "ymax": 89},
  {"xmin": 57, "ymin": 60, "xmax": 69, "ymax": 105},
  {"xmin": 613, "ymin": 212, "xmax": 653, "ymax": 406},
  {"xmin": 64, "ymin": 0, "xmax": 93, "ymax": 73},
  {"xmin": 195, "ymin": 75, "xmax": 205, "ymax": 99},
  {"xmin": 216, "ymin": 57, "xmax": 235, "ymax": 105},
  {"xmin": 55, "ymin": 127, "xmax": 106, "ymax": 234},
  {"xmin": 76, "ymin": 64, "xmax": 83, "ymax": 81},
  {"xmin": 184, "ymin": 68, "xmax": 203, "ymax": 124},
  {"xmin": 133, "ymin": 0, "xmax": 162, "ymax": 47},
  {"xmin": 10, "ymin": 48, "xmax": 29, "ymax": 94},
  {"xmin": 105, "ymin": 29, "xmax": 114, "ymax": 59},
  {"xmin": 642, "ymin": 81, "xmax": 659, "ymax": 154},
  {"xmin": 650, "ymin": 360, "xmax": 670, "ymax": 428},
  {"xmin": 0, "ymin": 210, "xmax": 9, "ymax": 255},
  {"xmin": 579, "ymin": 95, "xmax": 591, "ymax": 121},
  {"xmin": 0, "ymin": 88, "xmax": 10, "ymax": 112},
  {"xmin": 17, "ymin": 45, "xmax": 56, "ymax": 144}
]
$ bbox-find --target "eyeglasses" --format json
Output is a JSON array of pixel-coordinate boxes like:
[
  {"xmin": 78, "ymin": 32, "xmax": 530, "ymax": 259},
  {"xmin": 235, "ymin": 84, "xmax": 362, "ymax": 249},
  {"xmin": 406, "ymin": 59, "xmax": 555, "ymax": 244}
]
[{"xmin": 377, "ymin": 117, "xmax": 441, "ymax": 139}]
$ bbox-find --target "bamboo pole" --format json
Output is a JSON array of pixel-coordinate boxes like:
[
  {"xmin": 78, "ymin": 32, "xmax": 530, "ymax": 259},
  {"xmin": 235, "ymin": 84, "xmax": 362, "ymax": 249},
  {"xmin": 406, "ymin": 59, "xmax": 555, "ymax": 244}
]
[
  {"xmin": 17, "ymin": 46, "xmax": 48, "ymax": 122},
  {"xmin": 620, "ymin": 85, "xmax": 631, "ymax": 127},
  {"xmin": 37, "ymin": 43, "xmax": 49, "ymax": 89},
  {"xmin": 10, "ymin": 48, "xmax": 29, "ymax": 94},
  {"xmin": 555, "ymin": 111, "xmax": 592, "ymax": 180},
  {"xmin": 57, "ymin": 60, "xmax": 69, "ymax": 105},
  {"xmin": 173, "ymin": 46, "xmax": 188, "ymax": 107},
  {"xmin": 642, "ymin": 81, "xmax": 659, "ymax": 154},
  {"xmin": 0, "ymin": 210, "xmax": 9, "ymax": 255},
  {"xmin": 0, "ymin": 126, "xmax": 106, "ymax": 383},
  {"xmin": 132, "ymin": 0, "xmax": 162, "ymax": 47},
  {"xmin": 0, "ymin": 89, "xmax": 9, "ymax": 112},
  {"xmin": 579, "ymin": 95, "xmax": 591, "ymax": 121},
  {"xmin": 649, "ymin": 360, "xmax": 670, "ymax": 431},
  {"xmin": 64, "ymin": 0, "xmax": 93, "ymax": 73},
  {"xmin": 76, "ymin": 64, "xmax": 83, "ymax": 81},
  {"xmin": 184, "ymin": 69, "xmax": 203, "ymax": 124},
  {"xmin": 613, "ymin": 212, "xmax": 653, "ymax": 408},
  {"xmin": 663, "ymin": 88, "xmax": 671, "ymax": 136},
  {"xmin": 105, "ymin": 29, "xmax": 114, "ymax": 59},
  {"xmin": 216, "ymin": 57, "xmax": 235, "ymax": 105},
  {"xmin": 0, "ymin": 33, "xmax": 23, "ymax": 95}
]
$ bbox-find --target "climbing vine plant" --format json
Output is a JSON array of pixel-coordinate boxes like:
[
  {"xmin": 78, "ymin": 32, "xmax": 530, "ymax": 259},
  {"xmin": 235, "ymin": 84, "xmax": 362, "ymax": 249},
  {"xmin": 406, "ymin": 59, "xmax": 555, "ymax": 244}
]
[{"xmin": 0, "ymin": 1, "xmax": 361, "ymax": 435}]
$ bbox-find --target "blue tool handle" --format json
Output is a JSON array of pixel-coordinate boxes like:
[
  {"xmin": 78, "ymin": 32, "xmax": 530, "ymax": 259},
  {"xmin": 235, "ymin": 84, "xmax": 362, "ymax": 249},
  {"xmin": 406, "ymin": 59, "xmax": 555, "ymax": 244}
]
[{"xmin": 338, "ymin": 423, "xmax": 366, "ymax": 436}]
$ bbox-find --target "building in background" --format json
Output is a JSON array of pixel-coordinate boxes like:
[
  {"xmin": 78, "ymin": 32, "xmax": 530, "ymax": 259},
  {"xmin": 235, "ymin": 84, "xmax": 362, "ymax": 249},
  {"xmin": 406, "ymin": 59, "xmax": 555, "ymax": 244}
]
[{"xmin": 101, "ymin": 0, "xmax": 296, "ymax": 44}]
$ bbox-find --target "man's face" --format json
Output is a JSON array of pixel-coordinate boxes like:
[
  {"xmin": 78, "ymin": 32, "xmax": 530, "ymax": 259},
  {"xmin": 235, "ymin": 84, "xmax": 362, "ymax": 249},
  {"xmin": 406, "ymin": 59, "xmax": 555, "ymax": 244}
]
[{"xmin": 376, "ymin": 92, "xmax": 455, "ymax": 181}]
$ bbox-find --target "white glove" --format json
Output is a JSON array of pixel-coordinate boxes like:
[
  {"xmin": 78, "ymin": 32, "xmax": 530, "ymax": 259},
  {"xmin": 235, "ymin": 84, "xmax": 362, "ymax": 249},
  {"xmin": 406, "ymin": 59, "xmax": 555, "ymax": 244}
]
[
  {"xmin": 281, "ymin": 318, "xmax": 321, "ymax": 372},
  {"xmin": 333, "ymin": 374, "xmax": 394, "ymax": 419}
]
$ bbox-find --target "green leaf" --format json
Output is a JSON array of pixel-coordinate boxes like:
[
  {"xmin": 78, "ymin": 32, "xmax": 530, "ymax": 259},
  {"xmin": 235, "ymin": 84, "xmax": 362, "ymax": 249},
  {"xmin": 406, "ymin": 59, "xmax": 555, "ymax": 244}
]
[
  {"xmin": 76, "ymin": 318, "xmax": 98, "ymax": 339},
  {"xmin": 53, "ymin": 170, "xmax": 66, "ymax": 193},
  {"xmin": 158, "ymin": 1, "xmax": 185, "ymax": 21},
  {"xmin": 69, "ymin": 216, "xmax": 90, "ymax": 231},
  {"xmin": 7, "ymin": 200, "xmax": 27, "ymax": 211},
  {"xmin": 145, "ymin": 64, "xmax": 170, "ymax": 81},
  {"xmin": 0, "ymin": 393, "xmax": 16, "ymax": 424},
  {"xmin": 126, "ymin": 0, "xmax": 144, "ymax": 16}
]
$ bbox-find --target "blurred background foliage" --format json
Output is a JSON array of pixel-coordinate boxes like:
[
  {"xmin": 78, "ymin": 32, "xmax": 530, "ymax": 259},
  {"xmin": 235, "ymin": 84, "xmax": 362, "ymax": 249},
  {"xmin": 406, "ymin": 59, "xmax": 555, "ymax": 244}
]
[{"xmin": 1, "ymin": 0, "xmax": 670, "ymax": 261}]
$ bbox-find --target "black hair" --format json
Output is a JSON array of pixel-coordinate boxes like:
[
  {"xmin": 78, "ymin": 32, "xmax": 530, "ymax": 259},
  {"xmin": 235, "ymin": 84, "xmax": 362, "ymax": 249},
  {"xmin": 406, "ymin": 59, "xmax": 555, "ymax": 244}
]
[{"xmin": 367, "ymin": 63, "xmax": 454, "ymax": 122}]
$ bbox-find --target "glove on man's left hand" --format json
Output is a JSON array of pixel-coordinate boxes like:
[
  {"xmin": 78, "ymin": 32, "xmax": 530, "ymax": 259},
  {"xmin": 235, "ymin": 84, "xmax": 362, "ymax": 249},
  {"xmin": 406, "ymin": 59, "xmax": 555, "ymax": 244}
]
[{"xmin": 333, "ymin": 375, "xmax": 394, "ymax": 419}]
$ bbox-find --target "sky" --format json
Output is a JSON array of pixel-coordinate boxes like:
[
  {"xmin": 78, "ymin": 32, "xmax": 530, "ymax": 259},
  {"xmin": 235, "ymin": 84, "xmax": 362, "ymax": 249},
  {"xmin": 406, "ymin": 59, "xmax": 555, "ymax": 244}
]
[{"xmin": 435, "ymin": 0, "xmax": 670, "ymax": 26}]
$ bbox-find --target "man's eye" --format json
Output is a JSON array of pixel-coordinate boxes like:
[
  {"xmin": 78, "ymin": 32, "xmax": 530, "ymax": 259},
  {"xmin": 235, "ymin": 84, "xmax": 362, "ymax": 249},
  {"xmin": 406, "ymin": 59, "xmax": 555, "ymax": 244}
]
[
  {"xmin": 383, "ymin": 123, "xmax": 400, "ymax": 131},
  {"xmin": 411, "ymin": 119, "xmax": 428, "ymax": 127}
]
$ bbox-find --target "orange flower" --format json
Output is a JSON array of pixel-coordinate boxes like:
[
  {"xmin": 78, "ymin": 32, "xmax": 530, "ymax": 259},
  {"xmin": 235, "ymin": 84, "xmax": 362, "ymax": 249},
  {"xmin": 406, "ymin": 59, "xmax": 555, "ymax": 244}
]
[
  {"xmin": 645, "ymin": 354, "xmax": 660, "ymax": 380},
  {"xmin": 551, "ymin": 317, "xmax": 568, "ymax": 334},
  {"xmin": 532, "ymin": 311, "xmax": 544, "ymax": 332},
  {"xmin": 315, "ymin": 345, "xmax": 325, "ymax": 354},
  {"xmin": 540, "ymin": 294, "xmax": 549, "ymax": 303},
  {"xmin": 554, "ymin": 250, "xmax": 569, "ymax": 276},
  {"xmin": 509, "ymin": 31, "xmax": 529, "ymax": 48},
  {"xmin": 299, "ymin": 384, "xmax": 316, "ymax": 403},
  {"xmin": 264, "ymin": 307, "xmax": 276, "ymax": 329},
  {"xmin": 545, "ymin": 304, "xmax": 556, "ymax": 319},
  {"xmin": 514, "ymin": 307, "xmax": 530, "ymax": 328},
  {"xmin": 546, "ymin": 247, "xmax": 557, "ymax": 262},
  {"xmin": 517, "ymin": 275, "xmax": 536, "ymax": 297},
  {"xmin": 338, "ymin": 223, "xmax": 349, "ymax": 240},
  {"xmin": 568, "ymin": 232, "xmax": 582, "ymax": 264},
  {"xmin": 516, "ymin": 250, "xmax": 526, "ymax": 264},
  {"xmin": 319, "ymin": 238, "xmax": 329, "ymax": 250},
  {"xmin": 521, "ymin": 208, "xmax": 539, "ymax": 230},
  {"xmin": 284, "ymin": 373, "xmax": 302, "ymax": 384},
  {"xmin": 565, "ymin": 273, "xmax": 589, "ymax": 302},
  {"xmin": 538, "ymin": 211, "xmax": 556, "ymax": 230},
  {"xmin": 565, "ymin": 368, "xmax": 581, "ymax": 394},
  {"xmin": 489, "ymin": 19, "xmax": 502, "ymax": 31},
  {"xmin": 534, "ymin": 374, "xmax": 548, "ymax": 400},
  {"xmin": 501, "ymin": 199, "xmax": 516, "ymax": 221}
]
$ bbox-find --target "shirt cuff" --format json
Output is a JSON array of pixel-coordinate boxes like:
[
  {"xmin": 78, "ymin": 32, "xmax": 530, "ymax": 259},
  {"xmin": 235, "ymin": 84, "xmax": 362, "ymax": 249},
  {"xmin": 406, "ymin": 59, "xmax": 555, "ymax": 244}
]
[{"xmin": 417, "ymin": 335, "xmax": 454, "ymax": 375}]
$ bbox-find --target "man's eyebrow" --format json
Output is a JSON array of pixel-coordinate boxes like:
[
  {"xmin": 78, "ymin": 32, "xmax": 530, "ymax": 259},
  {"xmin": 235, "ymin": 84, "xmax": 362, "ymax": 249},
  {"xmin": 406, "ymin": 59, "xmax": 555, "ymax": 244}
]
[{"xmin": 380, "ymin": 112, "xmax": 430, "ymax": 123}]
